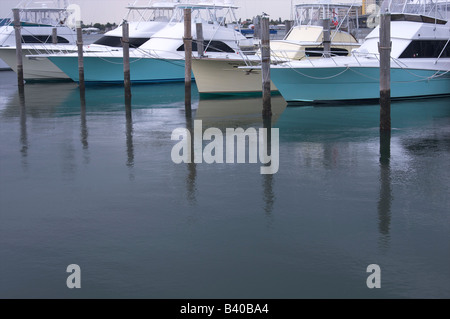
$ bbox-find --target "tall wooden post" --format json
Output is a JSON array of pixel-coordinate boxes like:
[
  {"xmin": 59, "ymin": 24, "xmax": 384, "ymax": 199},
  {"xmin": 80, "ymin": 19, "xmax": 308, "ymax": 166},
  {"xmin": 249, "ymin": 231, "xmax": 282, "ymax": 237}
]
[
  {"xmin": 379, "ymin": 12, "xmax": 391, "ymax": 132},
  {"xmin": 322, "ymin": 18, "xmax": 331, "ymax": 58},
  {"xmin": 261, "ymin": 17, "xmax": 272, "ymax": 119},
  {"xmin": 76, "ymin": 22, "xmax": 85, "ymax": 92},
  {"xmin": 122, "ymin": 21, "xmax": 131, "ymax": 100},
  {"xmin": 184, "ymin": 9, "xmax": 192, "ymax": 112},
  {"xmin": 13, "ymin": 9, "xmax": 24, "ymax": 88},
  {"xmin": 196, "ymin": 22, "xmax": 204, "ymax": 58},
  {"xmin": 52, "ymin": 27, "xmax": 58, "ymax": 44},
  {"xmin": 254, "ymin": 16, "xmax": 261, "ymax": 39},
  {"xmin": 285, "ymin": 20, "xmax": 293, "ymax": 36}
]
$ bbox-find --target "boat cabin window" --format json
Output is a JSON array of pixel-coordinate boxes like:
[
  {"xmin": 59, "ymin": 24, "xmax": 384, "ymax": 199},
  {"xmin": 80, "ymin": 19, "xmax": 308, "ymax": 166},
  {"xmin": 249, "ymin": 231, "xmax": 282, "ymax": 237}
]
[
  {"xmin": 305, "ymin": 47, "xmax": 349, "ymax": 57},
  {"xmin": 21, "ymin": 35, "xmax": 70, "ymax": 44},
  {"xmin": 177, "ymin": 40, "xmax": 235, "ymax": 53},
  {"xmin": 399, "ymin": 40, "xmax": 450, "ymax": 58},
  {"xmin": 93, "ymin": 36, "xmax": 150, "ymax": 48}
]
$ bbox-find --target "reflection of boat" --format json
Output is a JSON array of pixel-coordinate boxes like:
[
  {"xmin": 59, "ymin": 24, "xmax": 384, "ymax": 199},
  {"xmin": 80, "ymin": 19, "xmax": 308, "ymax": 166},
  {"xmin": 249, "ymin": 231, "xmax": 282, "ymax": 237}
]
[
  {"xmin": 0, "ymin": 72, "xmax": 196, "ymax": 118},
  {"xmin": 45, "ymin": 2, "xmax": 253, "ymax": 84},
  {"xmin": 270, "ymin": 0, "xmax": 450, "ymax": 103},
  {"xmin": 195, "ymin": 95, "xmax": 286, "ymax": 127},
  {"xmin": 0, "ymin": 80, "xmax": 77, "ymax": 118},
  {"xmin": 60, "ymin": 82, "xmax": 194, "ymax": 110},
  {"xmin": 191, "ymin": 1, "xmax": 360, "ymax": 97},
  {"xmin": 0, "ymin": 0, "xmax": 177, "ymax": 81},
  {"xmin": 275, "ymin": 96, "xmax": 450, "ymax": 140}
]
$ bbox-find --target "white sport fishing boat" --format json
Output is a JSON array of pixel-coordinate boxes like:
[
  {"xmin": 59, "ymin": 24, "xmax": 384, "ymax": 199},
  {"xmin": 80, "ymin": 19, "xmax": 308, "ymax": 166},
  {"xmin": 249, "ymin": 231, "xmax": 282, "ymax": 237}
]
[
  {"xmin": 269, "ymin": 0, "xmax": 450, "ymax": 103},
  {"xmin": 0, "ymin": 0, "xmax": 177, "ymax": 81},
  {"xmin": 0, "ymin": 0, "xmax": 76, "ymax": 78},
  {"xmin": 191, "ymin": 1, "xmax": 361, "ymax": 97},
  {"xmin": 43, "ymin": 1, "xmax": 253, "ymax": 84}
]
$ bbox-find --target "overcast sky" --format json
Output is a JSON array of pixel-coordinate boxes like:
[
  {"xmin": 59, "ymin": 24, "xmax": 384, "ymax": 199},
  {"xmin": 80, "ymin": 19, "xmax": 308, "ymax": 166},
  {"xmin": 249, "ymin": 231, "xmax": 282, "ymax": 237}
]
[{"xmin": 0, "ymin": 0, "xmax": 302, "ymax": 24}]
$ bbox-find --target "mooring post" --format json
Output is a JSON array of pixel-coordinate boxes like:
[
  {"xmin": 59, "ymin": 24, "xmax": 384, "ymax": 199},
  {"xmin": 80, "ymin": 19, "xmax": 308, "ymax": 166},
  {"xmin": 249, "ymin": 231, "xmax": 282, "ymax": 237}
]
[
  {"xmin": 76, "ymin": 21, "xmax": 85, "ymax": 92},
  {"xmin": 322, "ymin": 18, "xmax": 331, "ymax": 58},
  {"xmin": 261, "ymin": 16, "xmax": 272, "ymax": 119},
  {"xmin": 254, "ymin": 16, "xmax": 261, "ymax": 40},
  {"xmin": 52, "ymin": 27, "xmax": 58, "ymax": 45},
  {"xmin": 184, "ymin": 9, "xmax": 192, "ymax": 112},
  {"xmin": 285, "ymin": 20, "xmax": 293, "ymax": 35},
  {"xmin": 379, "ymin": 11, "xmax": 391, "ymax": 132},
  {"xmin": 13, "ymin": 9, "xmax": 24, "ymax": 88},
  {"xmin": 122, "ymin": 20, "xmax": 132, "ymax": 100},
  {"xmin": 196, "ymin": 22, "xmax": 204, "ymax": 58}
]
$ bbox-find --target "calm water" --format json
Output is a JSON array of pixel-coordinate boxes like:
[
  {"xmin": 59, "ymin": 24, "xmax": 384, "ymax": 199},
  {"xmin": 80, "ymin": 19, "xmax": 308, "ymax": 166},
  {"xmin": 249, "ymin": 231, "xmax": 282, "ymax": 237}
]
[{"xmin": 0, "ymin": 70, "xmax": 449, "ymax": 299}]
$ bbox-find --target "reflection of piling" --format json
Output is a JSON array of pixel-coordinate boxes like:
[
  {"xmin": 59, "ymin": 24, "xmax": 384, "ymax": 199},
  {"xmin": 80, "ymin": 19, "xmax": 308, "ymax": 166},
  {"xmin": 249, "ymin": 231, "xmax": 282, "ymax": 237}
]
[
  {"xmin": 185, "ymin": 114, "xmax": 196, "ymax": 204},
  {"xmin": 261, "ymin": 17, "xmax": 272, "ymax": 119},
  {"xmin": 80, "ymin": 94, "xmax": 88, "ymax": 150},
  {"xmin": 184, "ymin": 9, "xmax": 192, "ymax": 112},
  {"xmin": 378, "ymin": 131, "xmax": 392, "ymax": 248},
  {"xmin": 196, "ymin": 23, "xmax": 204, "ymax": 58},
  {"xmin": 76, "ymin": 23, "xmax": 85, "ymax": 92},
  {"xmin": 322, "ymin": 18, "xmax": 331, "ymax": 58},
  {"xmin": 122, "ymin": 21, "xmax": 132, "ymax": 100},
  {"xmin": 18, "ymin": 88, "xmax": 28, "ymax": 158},
  {"xmin": 125, "ymin": 97, "xmax": 134, "ymax": 169},
  {"xmin": 13, "ymin": 9, "xmax": 24, "ymax": 88},
  {"xmin": 263, "ymin": 117, "xmax": 274, "ymax": 216},
  {"xmin": 52, "ymin": 27, "xmax": 58, "ymax": 44},
  {"xmin": 379, "ymin": 12, "xmax": 391, "ymax": 132}
]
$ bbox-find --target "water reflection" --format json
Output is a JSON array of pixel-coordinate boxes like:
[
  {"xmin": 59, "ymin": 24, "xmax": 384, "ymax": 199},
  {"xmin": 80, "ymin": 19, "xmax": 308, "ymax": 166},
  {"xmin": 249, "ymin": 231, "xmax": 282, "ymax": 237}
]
[
  {"xmin": 80, "ymin": 90, "xmax": 90, "ymax": 167},
  {"xmin": 196, "ymin": 95, "xmax": 286, "ymax": 128},
  {"xmin": 196, "ymin": 97, "xmax": 284, "ymax": 219},
  {"xmin": 1, "ymin": 82, "xmax": 77, "ymax": 118},
  {"xmin": 378, "ymin": 132, "xmax": 392, "ymax": 250},
  {"xmin": 262, "ymin": 118, "xmax": 275, "ymax": 223},
  {"xmin": 185, "ymin": 110, "xmax": 197, "ymax": 205},
  {"xmin": 18, "ymin": 87, "xmax": 28, "ymax": 165}
]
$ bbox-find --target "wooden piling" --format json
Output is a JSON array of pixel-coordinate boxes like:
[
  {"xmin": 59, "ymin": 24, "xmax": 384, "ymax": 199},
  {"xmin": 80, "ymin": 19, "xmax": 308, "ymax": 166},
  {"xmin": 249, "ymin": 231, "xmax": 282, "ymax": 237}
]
[
  {"xmin": 254, "ymin": 16, "xmax": 261, "ymax": 40},
  {"xmin": 122, "ymin": 21, "xmax": 132, "ymax": 100},
  {"xmin": 196, "ymin": 23, "xmax": 204, "ymax": 58},
  {"xmin": 261, "ymin": 17, "xmax": 272, "ymax": 119},
  {"xmin": 13, "ymin": 9, "xmax": 24, "ymax": 88},
  {"xmin": 76, "ymin": 22, "xmax": 85, "ymax": 92},
  {"xmin": 184, "ymin": 9, "xmax": 192, "ymax": 112},
  {"xmin": 285, "ymin": 20, "xmax": 293, "ymax": 36},
  {"xmin": 322, "ymin": 18, "xmax": 331, "ymax": 58},
  {"xmin": 379, "ymin": 12, "xmax": 391, "ymax": 132},
  {"xmin": 52, "ymin": 27, "xmax": 58, "ymax": 44}
]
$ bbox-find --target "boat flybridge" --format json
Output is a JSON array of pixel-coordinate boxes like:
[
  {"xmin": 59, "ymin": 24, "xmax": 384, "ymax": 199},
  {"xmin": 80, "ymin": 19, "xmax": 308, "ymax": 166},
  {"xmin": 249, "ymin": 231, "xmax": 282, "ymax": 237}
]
[
  {"xmin": 269, "ymin": 1, "xmax": 362, "ymax": 60},
  {"xmin": 88, "ymin": 1, "xmax": 178, "ymax": 50},
  {"xmin": 0, "ymin": 0, "xmax": 178, "ymax": 81},
  {"xmin": 268, "ymin": 0, "xmax": 450, "ymax": 103},
  {"xmin": 43, "ymin": 1, "xmax": 253, "ymax": 83},
  {"xmin": 191, "ymin": 1, "xmax": 363, "ymax": 96}
]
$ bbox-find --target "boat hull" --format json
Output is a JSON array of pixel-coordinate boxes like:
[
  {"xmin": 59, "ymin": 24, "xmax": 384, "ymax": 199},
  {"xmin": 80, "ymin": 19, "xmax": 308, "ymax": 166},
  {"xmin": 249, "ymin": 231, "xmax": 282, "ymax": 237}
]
[
  {"xmin": 0, "ymin": 58, "xmax": 11, "ymax": 71},
  {"xmin": 0, "ymin": 47, "xmax": 70, "ymax": 80},
  {"xmin": 271, "ymin": 65, "xmax": 450, "ymax": 102},
  {"xmin": 192, "ymin": 57, "xmax": 278, "ymax": 96},
  {"xmin": 48, "ymin": 55, "xmax": 193, "ymax": 83}
]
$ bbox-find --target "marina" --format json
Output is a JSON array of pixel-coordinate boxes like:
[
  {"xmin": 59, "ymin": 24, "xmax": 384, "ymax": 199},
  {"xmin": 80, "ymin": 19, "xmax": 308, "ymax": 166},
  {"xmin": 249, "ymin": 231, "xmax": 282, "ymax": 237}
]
[{"xmin": 0, "ymin": 0, "xmax": 450, "ymax": 300}]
